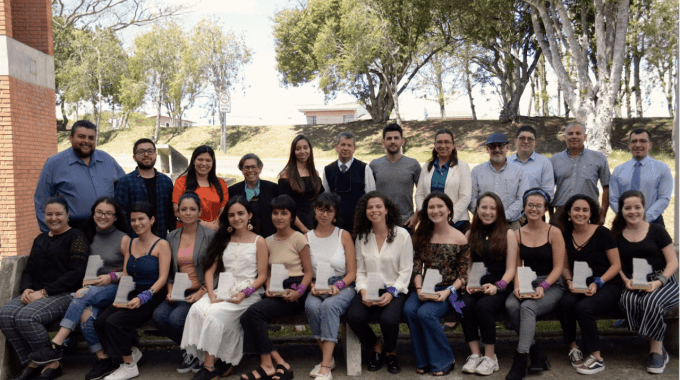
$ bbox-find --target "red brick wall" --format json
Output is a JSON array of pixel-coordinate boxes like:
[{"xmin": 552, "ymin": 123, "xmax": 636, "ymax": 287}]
[
  {"xmin": 0, "ymin": 1, "xmax": 12, "ymax": 38},
  {"xmin": 0, "ymin": 77, "xmax": 56, "ymax": 256},
  {"xmin": 9, "ymin": 0, "xmax": 52, "ymax": 55}
]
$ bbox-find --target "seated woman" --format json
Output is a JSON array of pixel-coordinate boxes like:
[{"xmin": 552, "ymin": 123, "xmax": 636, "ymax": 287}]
[
  {"xmin": 346, "ymin": 191, "xmax": 413, "ymax": 375},
  {"xmin": 460, "ymin": 192, "xmax": 517, "ymax": 376},
  {"xmin": 152, "ymin": 192, "xmax": 216, "ymax": 373},
  {"xmin": 304, "ymin": 193, "xmax": 356, "ymax": 380},
  {"xmin": 181, "ymin": 196, "xmax": 268, "ymax": 380},
  {"xmin": 612, "ymin": 190, "xmax": 678, "ymax": 374},
  {"xmin": 404, "ymin": 192, "xmax": 468, "ymax": 376},
  {"xmin": 0, "ymin": 197, "xmax": 89, "ymax": 380},
  {"xmin": 28, "ymin": 197, "xmax": 129, "ymax": 380},
  {"xmin": 505, "ymin": 189, "xmax": 565, "ymax": 380},
  {"xmin": 558, "ymin": 194, "xmax": 622, "ymax": 375},
  {"xmin": 93, "ymin": 202, "xmax": 170, "ymax": 380},
  {"xmin": 239, "ymin": 195, "xmax": 312, "ymax": 380}
]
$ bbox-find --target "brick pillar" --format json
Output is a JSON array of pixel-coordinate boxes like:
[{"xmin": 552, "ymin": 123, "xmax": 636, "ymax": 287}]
[{"xmin": 0, "ymin": 0, "xmax": 55, "ymax": 257}]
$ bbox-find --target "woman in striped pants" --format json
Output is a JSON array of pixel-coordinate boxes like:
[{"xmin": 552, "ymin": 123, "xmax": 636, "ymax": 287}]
[{"xmin": 612, "ymin": 190, "xmax": 679, "ymax": 375}]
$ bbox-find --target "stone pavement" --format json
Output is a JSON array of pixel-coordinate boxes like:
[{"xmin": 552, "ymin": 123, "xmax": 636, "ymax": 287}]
[{"xmin": 51, "ymin": 334, "xmax": 677, "ymax": 380}]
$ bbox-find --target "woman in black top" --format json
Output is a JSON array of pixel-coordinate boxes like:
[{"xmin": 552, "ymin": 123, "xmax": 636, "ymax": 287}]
[
  {"xmin": 558, "ymin": 194, "xmax": 621, "ymax": 376},
  {"xmin": 0, "ymin": 197, "xmax": 89, "ymax": 380},
  {"xmin": 612, "ymin": 190, "xmax": 678, "ymax": 374}
]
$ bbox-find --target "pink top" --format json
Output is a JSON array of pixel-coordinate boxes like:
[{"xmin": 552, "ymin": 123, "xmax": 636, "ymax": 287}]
[{"xmin": 178, "ymin": 246, "xmax": 200, "ymax": 290}]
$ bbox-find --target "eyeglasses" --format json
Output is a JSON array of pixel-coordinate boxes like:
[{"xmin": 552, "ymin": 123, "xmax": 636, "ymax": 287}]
[
  {"xmin": 487, "ymin": 143, "xmax": 507, "ymax": 150},
  {"xmin": 518, "ymin": 137, "xmax": 535, "ymax": 142},
  {"xmin": 526, "ymin": 203, "xmax": 545, "ymax": 210},
  {"xmin": 242, "ymin": 165, "xmax": 259, "ymax": 171},
  {"xmin": 315, "ymin": 208, "xmax": 335, "ymax": 215},
  {"xmin": 435, "ymin": 140, "xmax": 454, "ymax": 146},
  {"xmin": 135, "ymin": 149, "xmax": 156, "ymax": 156},
  {"xmin": 95, "ymin": 211, "xmax": 116, "ymax": 218}
]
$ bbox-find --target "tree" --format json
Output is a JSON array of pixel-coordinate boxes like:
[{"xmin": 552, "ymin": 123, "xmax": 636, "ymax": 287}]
[
  {"xmin": 526, "ymin": 0, "xmax": 630, "ymax": 154},
  {"xmin": 643, "ymin": 0, "xmax": 678, "ymax": 118},
  {"xmin": 412, "ymin": 51, "xmax": 458, "ymax": 120}
]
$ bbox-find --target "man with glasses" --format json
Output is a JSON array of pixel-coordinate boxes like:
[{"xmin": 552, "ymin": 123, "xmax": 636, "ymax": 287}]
[
  {"xmin": 509, "ymin": 126, "xmax": 554, "ymax": 201},
  {"xmin": 469, "ymin": 132, "xmax": 529, "ymax": 230},
  {"xmin": 114, "ymin": 138, "xmax": 175, "ymax": 238},
  {"xmin": 322, "ymin": 131, "xmax": 376, "ymax": 232},
  {"xmin": 609, "ymin": 128, "xmax": 672, "ymax": 226},
  {"xmin": 35, "ymin": 120, "xmax": 125, "ymax": 232}
]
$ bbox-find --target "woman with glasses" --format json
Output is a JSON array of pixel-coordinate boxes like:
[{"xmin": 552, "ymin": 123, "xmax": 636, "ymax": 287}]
[
  {"xmin": 228, "ymin": 154, "xmax": 279, "ymax": 238},
  {"xmin": 414, "ymin": 129, "xmax": 471, "ymax": 233}
]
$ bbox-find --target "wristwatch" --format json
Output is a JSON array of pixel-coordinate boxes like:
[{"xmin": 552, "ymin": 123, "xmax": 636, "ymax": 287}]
[
  {"xmin": 41, "ymin": 289, "xmax": 48, "ymax": 297},
  {"xmin": 149, "ymin": 288, "xmax": 156, "ymax": 296}
]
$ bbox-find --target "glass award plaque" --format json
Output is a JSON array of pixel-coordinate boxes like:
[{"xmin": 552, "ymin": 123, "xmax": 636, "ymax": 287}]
[
  {"xmin": 632, "ymin": 258, "xmax": 653, "ymax": 290},
  {"xmin": 170, "ymin": 273, "xmax": 192, "ymax": 301},
  {"xmin": 468, "ymin": 262, "xmax": 488, "ymax": 291},
  {"xmin": 113, "ymin": 276, "xmax": 135, "ymax": 306},
  {"xmin": 572, "ymin": 261, "xmax": 593, "ymax": 293},
  {"xmin": 216, "ymin": 272, "xmax": 236, "ymax": 301},
  {"xmin": 83, "ymin": 255, "xmax": 104, "ymax": 285},
  {"xmin": 269, "ymin": 264, "xmax": 289, "ymax": 297},
  {"xmin": 366, "ymin": 272, "xmax": 382, "ymax": 301},
  {"xmin": 517, "ymin": 267, "xmax": 537, "ymax": 298},
  {"xmin": 314, "ymin": 262, "xmax": 333, "ymax": 294},
  {"xmin": 420, "ymin": 268, "xmax": 442, "ymax": 300}
]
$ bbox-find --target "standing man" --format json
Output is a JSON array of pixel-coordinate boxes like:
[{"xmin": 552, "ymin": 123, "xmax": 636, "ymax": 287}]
[
  {"xmin": 509, "ymin": 125, "xmax": 555, "ymax": 200},
  {"xmin": 34, "ymin": 120, "xmax": 125, "ymax": 232},
  {"xmin": 114, "ymin": 138, "xmax": 176, "ymax": 238},
  {"xmin": 610, "ymin": 128, "xmax": 673, "ymax": 225},
  {"xmin": 322, "ymin": 131, "xmax": 376, "ymax": 232},
  {"xmin": 369, "ymin": 124, "xmax": 421, "ymax": 231},
  {"xmin": 550, "ymin": 122, "xmax": 610, "ymax": 223},
  {"xmin": 469, "ymin": 132, "xmax": 529, "ymax": 230}
]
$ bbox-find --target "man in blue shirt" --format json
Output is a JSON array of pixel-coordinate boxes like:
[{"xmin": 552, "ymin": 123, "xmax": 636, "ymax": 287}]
[
  {"xmin": 609, "ymin": 128, "xmax": 673, "ymax": 226},
  {"xmin": 34, "ymin": 120, "xmax": 125, "ymax": 232},
  {"xmin": 509, "ymin": 125, "xmax": 554, "ymax": 201},
  {"xmin": 114, "ymin": 138, "xmax": 176, "ymax": 238}
]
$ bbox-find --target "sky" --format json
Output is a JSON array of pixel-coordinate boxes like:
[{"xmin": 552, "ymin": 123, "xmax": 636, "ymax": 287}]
[{"xmin": 111, "ymin": 0, "xmax": 673, "ymax": 126}]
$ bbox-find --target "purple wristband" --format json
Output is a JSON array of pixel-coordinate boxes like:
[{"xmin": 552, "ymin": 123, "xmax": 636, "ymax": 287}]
[
  {"xmin": 592, "ymin": 277, "xmax": 604, "ymax": 289},
  {"xmin": 137, "ymin": 290, "xmax": 152, "ymax": 305},
  {"xmin": 292, "ymin": 283, "xmax": 307, "ymax": 296},
  {"xmin": 495, "ymin": 280, "xmax": 507, "ymax": 290},
  {"xmin": 538, "ymin": 281, "xmax": 550, "ymax": 291},
  {"xmin": 333, "ymin": 280, "xmax": 346, "ymax": 290},
  {"xmin": 385, "ymin": 286, "xmax": 399, "ymax": 298},
  {"xmin": 109, "ymin": 271, "xmax": 119, "ymax": 281},
  {"xmin": 240, "ymin": 286, "xmax": 255, "ymax": 298}
]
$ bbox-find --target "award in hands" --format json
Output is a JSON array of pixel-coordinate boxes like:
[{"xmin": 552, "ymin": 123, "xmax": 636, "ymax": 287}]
[
  {"xmin": 170, "ymin": 273, "xmax": 192, "ymax": 301},
  {"xmin": 314, "ymin": 262, "xmax": 333, "ymax": 295},
  {"xmin": 420, "ymin": 269, "xmax": 443, "ymax": 300},
  {"xmin": 216, "ymin": 272, "xmax": 236, "ymax": 301},
  {"xmin": 517, "ymin": 267, "xmax": 537, "ymax": 298},
  {"xmin": 468, "ymin": 262, "xmax": 488, "ymax": 291},
  {"xmin": 572, "ymin": 261, "xmax": 594, "ymax": 293},
  {"xmin": 269, "ymin": 264, "xmax": 289, "ymax": 297},
  {"xmin": 366, "ymin": 272, "xmax": 382, "ymax": 301},
  {"xmin": 113, "ymin": 276, "xmax": 136, "ymax": 306},
  {"xmin": 631, "ymin": 258, "xmax": 654, "ymax": 290},
  {"xmin": 83, "ymin": 255, "xmax": 104, "ymax": 285}
]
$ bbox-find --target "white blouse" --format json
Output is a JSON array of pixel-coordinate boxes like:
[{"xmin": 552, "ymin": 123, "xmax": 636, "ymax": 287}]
[
  {"xmin": 355, "ymin": 226, "xmax": 413, "ymax": 294},
  {"xmin": 414, "ymin": 161, "xmax": 471, "ymax": 223}
]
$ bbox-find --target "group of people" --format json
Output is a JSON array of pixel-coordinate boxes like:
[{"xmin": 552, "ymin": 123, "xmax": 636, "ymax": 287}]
[{"xmin": 0, "ymin": 119, "xmax": 674, "ymax": 380}]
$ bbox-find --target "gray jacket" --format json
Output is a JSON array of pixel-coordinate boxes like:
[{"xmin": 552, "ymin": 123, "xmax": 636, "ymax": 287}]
[{"xmin": 167, "ymin": 224, "xmax": 216, "ymax": 286}]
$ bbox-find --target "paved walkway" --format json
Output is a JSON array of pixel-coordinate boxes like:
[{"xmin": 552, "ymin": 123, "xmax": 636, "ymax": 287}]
[{"xmin": 50, "ymin": 335, "xmax": 677, "ymax": 379}]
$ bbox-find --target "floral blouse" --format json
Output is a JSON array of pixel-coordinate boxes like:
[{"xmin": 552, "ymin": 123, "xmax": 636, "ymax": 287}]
[{"xmin": 412, "ymin": 243, "xmax": 470, "ymax": 287}]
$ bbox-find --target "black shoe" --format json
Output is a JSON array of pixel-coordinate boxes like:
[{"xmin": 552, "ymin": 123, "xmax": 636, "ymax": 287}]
[
  {"xmin": 506, "ymin": 352, "xmax": 528, "ymax": 380},
  {"xmin": 215, "ymin": 360, "xmax": 234, "ymax": 377},
  {"xmin": 177, "ymin": 352, "xmax": 201, "ymax": 374},
  {"xmin": 367, "ymin": 351, "xmax": 384, "ymax": 372},
  {"xmin": 85, "ymin": 358, "xmax": 117, "ymax": 380},
  {"xmin": 12, "ymin": 365, "xmax": 43, "ymax": 380},
  {"xmin": 30, "ymin": 343, "xmax": 63, "ymax": 365},
  {"xmin": 33, "ymin": 365, "xmax": 63, "ymax": 380},
  {"xmin": 386, "ymin": 355, "xmax": 401, "ymax": 374},
  {"xmin": 191, "ymin": 367, "xmax": 219, "ymax": 380},
  {"xmin": 528, "ymin": 344, "xmax": 550, "ymax": 373}
]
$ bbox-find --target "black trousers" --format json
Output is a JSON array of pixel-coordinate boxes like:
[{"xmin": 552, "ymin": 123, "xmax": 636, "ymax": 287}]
[
  {"xmin": 558, "ymin": 283, "xmax": 622, "ymax": 354},
  {"xmin": 345, "ymin": 290, "xmax": 408, "ymax": 353},
  {"xmin": 240, "ymin": 294, "xmax": 307, "ymax": 355},
  {"xmin": 94, "ymin": 289, "xmax": 166, "ymax": 359},
  {"xmin": 460, "ymin": 291, "xmax": 509, "ymax": 345}
]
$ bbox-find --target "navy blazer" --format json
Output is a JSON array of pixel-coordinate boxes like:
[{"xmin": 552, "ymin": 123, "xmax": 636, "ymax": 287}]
[
  {"xmin": 167, "ymin": 224, "xmax": 216, "ymax": 286},
  {"xmin": 228, "ymin": 179, "xmax": 279, "ymax": 238}
]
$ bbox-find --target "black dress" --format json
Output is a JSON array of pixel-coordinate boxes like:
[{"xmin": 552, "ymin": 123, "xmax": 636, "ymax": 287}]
[
  {"xmin": 278, "ymin": 177, "xmax": 324, "ymax": 230},
  {"xmin": 228, "ymin": 180, "xmax": 279, "ymax": 238}
]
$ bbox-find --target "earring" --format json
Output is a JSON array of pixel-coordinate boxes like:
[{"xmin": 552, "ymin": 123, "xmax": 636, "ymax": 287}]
[
  {"xmin": 333, "ymin": 218, "xmax": 337, "ymax": 223},
  {"xmin": 567, "ymin": 217, "xmax": 571, "ymax": 222},
  {"xmin": 247, "ymin": 220, "xmax": 253, "ymax": 231},
  {"xmin": 227, "ymin": 226, "xmax": 233, "ymax": 233}
]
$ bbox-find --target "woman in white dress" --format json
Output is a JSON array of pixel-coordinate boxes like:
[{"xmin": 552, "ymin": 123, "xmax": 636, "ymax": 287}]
[{"xmin": 181, "ymin": 196, "xmax": 268, "ymax": 380}]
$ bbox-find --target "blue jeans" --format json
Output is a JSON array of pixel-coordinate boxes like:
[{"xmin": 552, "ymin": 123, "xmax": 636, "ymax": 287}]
[
  {"xmin": 403, "ymin": 289, "xmax": 454, "ymax": 373},
  {"xmin": 152, "ymin": 299, "xmax": 193, "ymax": 345},
  {"xmin": 305, "ymin": 277, "xmax": 355, "ymax": 343},
  {"xmin": 60, "ymin": 284, "xmax": 118, "ymax": 353}
]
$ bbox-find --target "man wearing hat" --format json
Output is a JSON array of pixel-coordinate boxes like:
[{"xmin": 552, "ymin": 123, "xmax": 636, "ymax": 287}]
[{"xmin": 469, "ymin": 132, "xmax": 529, "ymax": 230}]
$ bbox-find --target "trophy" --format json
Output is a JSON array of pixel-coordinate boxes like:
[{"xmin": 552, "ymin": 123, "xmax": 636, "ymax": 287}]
[
  {"xmin": 632, "ymin": 258, "xmax": 654, "ymax": 290},
  {"xmin": 468, "ymin": 262, "xmax": 488, "ymax": 291},
  {"xmin": 83, "ymin": 255, "xmax": 104, "ymax": 285},
  {"xmin": 170, "ymin": 273, "xmax": 192, "ymax": 301},
  {"xmin": 269, "ymin": 264, "xmax": 289, "ymax": 297},
  {"xmin": 314, "ymin": 262, "xmax": 334, "ymax": 294},
  {"xmin": 572, "ymin": 261, "xmax": 594, "ymax": 293},
  {"xmin": 420, "ymin": 268, "xmax": 443, "ymax": 300},
  {"xmin": 215, "ymin": 272, "xmax": 236, "ymax": 301},
  {"xmin": 113, "ymin": 276, "xmax": 136, "ymax": 306},
  {"xmin": 366, "ymin": 272, "xmax": 383, "ymax": 301},
  {"xmin": 517, "ymin": 267, "xmax": 537, "ymax": 298}
]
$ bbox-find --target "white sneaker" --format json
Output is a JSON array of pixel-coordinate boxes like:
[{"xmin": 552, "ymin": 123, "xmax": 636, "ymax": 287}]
[
  {"xmin": 309, "ymin": 358, "xmax": 336, "ymax": 377},
  {"xmin": 568, "ymin": 346, "xmax": 584, "ymax": 369},
  {"xmin": 104, "ymin": 363, "xmax": 139, "ymax": 380},
  {"xmin": 461, "ymin": 354, "xmax": 482, "ymax": 374},
  {"xmin": 315, "ymin": 373, "xmax": 333, "ymax": 380},
  {"xmin": 131, "ymin": 347, "xmax": 142, "ymax": 365},
  {"xmin": 475, "ymin": 355, "xmax": 499, "ymax": 376}
]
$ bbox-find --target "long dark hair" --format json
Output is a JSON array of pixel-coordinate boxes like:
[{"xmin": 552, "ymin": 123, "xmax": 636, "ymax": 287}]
[
  {"xmin": 426, "ymin": 129, "xmax": 458, "ymax": 171},
  {"xmin": 180, "ymin": 145, "xmax": 223, "ymax": 204},
  {"xmin": 85, "ymin": 197, "xmax": 128, "ymax": 242},
  {"xmin": 469, "ymin": 192, "xmax": 508, "ymax": 261},
  {"xmin": 312, "ymin": 192, "xmax": 342, "ymax": 229},
  {"xmin": 203, "ymin": 196, "xmax": 258, "ymax": 273},
  {"xmin": 353, "ymin": 191, "xmax": 402, "ymax": 244},
  {"xmin": 412, "ymin": 192, "xmax": 454, "ymax": 268},
  {"xmin": 558, "ymin": 194, "xmax": 601, "ymax": 232},
  {"xmin": 611, "ymin": 190, "xmax": 646, "ymax": 237},
  {"xmin": 282, "ymin": 135, "xmax": 322, "ymax": 196},
  {"xmin": 129, "ymin": 202, "xmax": 157, "ymax": 235}
]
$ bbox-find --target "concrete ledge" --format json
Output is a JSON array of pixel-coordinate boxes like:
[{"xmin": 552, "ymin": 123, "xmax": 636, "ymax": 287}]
[
  {"xmin": 0, "ymin": 255, "xmax": 28, "ymax": 380},
  {"xmin": 0, "ymin": 36, "xmax": 55, "ymax": 90}
]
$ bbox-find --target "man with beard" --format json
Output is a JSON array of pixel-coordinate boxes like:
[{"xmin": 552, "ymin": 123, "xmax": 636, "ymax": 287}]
[
  {"xmin": 114, "ymin": 138, "xmax": 175, "ymax": 238},
  {"xmin": 369, "ymin": 124, "xmax": 421, "ymax": 231},
  {"xmin": 469, "ymin": 132, "xmax": 529, "ymax": 230},
  {"xmin": 34, "ymin": 120, "xmax": 125, "ymax": 232},
  {"xmin": 550, "ymin": 122, "xmax": 610, "ymax": 224}
]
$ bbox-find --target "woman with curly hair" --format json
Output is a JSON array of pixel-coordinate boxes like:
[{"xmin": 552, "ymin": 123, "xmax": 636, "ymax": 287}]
[
  {"xmin": 346, "ymin": 191, "xmax": 413, "ymax": 375},
  {"xmin": 404, "ymin": 192, "xmax": 469, "ymax": 376},
  {"xmin": 278, "ymin": 135, "xmax": 324, "ymax": 233}
]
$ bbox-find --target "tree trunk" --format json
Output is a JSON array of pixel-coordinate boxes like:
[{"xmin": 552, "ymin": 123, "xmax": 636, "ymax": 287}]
[
  {"xmin": 527, "ymin": 77, "xmax": 534, "ymax": 116},
  {"xmin": 154, "ymin": 94, "xmax": 162, "ymax": 142},
  {"xmin": 633, "ymin": 52, "xmax": 643, "ymax": 117},
  {"xmin": 57, "ymin": 100, "xmax": 68, "ymax": 131},
  {"xmin": 540, "ymin": 56, "xmax": 549, "ymax": 116},
  {"xmin": 557, "ymin": 82, "xmax": 561, "ymax": 116},
  {"xmin": 624, "ymin": 55, "xmax": 631, "ymax": 117},
  {"xmin": 465, "ymin": 66, "xmax": 477, "ymax": 120},
  {"xmin": 666, "ymin": 67, "xmax": 675, "ymax": 118}
]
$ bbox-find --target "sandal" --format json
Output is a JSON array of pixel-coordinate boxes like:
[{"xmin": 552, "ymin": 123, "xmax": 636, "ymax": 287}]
[
  {"xmin": 272, "ymin": 364, "xmax": 294, "ymax": 380},
  {"xmin": 432, "ymin": 362, "xmax": 454, "ymax": 377},
  {"xmin": 240, "ymin": 366, "xmax": 272, "ymax": 380},
  {"xmin": 218, "ymin": 363, "xmax": 234, "ymax": 378},
  {"xmin": 415, "ymin": 366, "xmax": 430, "ymax": 375}
]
